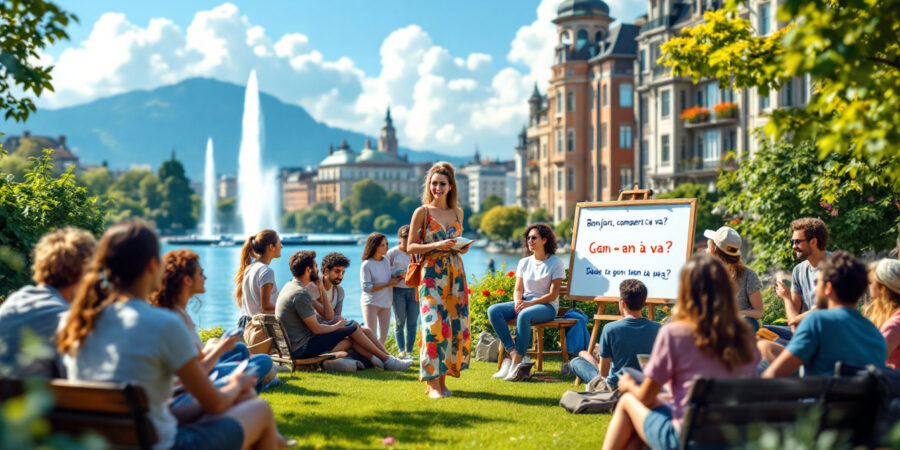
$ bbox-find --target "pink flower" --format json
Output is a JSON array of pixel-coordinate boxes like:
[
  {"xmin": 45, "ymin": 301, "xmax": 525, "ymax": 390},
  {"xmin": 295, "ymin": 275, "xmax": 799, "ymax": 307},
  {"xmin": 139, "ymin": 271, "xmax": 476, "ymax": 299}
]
[
  {"xmin": 422, "ymin": 304, "xmax": 431, "ymax": 313},
  {"xmin": 868, "ymin": 197, "xmax": 875, "ymax": 202},
  {"xmin": 383, "ymin": 437, "xmax": 395, "ymax": 446}
]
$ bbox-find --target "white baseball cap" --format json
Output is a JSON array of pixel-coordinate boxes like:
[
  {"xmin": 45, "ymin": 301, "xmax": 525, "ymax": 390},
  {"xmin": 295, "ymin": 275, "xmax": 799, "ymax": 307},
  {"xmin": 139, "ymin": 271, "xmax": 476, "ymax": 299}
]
[{"xmin": 703, "ymin": 226, "xmax": 742, "ymax": 256}]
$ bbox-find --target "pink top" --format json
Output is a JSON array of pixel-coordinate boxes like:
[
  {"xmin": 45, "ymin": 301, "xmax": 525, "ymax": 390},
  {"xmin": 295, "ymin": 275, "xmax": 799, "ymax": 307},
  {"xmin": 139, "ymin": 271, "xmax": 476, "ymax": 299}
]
[
  {"xmin": 643, "ymin": 321, "xmax": 760, "ymax": 432},
  {"xmin": 881, "ymin": 313, "xmax": 900, "ymax": 369}
]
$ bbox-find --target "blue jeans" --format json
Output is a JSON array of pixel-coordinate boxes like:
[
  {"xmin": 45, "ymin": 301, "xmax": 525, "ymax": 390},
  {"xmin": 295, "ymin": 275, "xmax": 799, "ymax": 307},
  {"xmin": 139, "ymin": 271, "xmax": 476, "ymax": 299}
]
[
  {"xmin": 487, "ymin": 301, "xmax": 557, "ymax": 357},
  {"xmin": 569, "ymin": 356, "xmax": 600, "ymax": 383},
  {"xmin": 763, "ymin": 324, "xmax": 793, "ymax": 346},
  {"xmin": 219, "ymin": 343, "xmax": 250, "ymax": 363},
  {"xmin": 392, "ymin": 287, "xmax": 418, "ymax": 353},
  {"xmin": 743, "ymin": 316, "xmax": 760, "ymax": 332},
  {"xmin": 213, "ymin": 343, "xmax": 273, "ymax": 393}
]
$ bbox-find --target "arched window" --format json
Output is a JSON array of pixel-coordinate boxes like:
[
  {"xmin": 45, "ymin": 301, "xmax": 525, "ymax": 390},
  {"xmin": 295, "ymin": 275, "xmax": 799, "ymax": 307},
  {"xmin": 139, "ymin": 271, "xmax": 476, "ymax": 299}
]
[
  {"xmin": 595, "ymin": 30, "xmax": 605, "ymax": 45},
  {"xmin": 576, "ymin": 30, "xmax": 588, "ymax": 51},
  {"xmin": 560, "ymin": 30, "xmax": 572, "ymax": 46}
]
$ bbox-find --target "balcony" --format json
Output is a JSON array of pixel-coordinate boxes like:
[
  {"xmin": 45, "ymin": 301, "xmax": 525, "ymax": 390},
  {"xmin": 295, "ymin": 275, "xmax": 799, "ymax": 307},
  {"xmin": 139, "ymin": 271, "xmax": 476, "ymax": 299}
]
[
  {"xmin": 639, "ymin": 15, "xmax": 676, "ymax": 33},
  {"xmin": 677, "ymin": 156, "xmax": 737, "ymax": 173},
  {"xmin": 681, "ymin": 104, "xmax": 739, "ymax": 128}
]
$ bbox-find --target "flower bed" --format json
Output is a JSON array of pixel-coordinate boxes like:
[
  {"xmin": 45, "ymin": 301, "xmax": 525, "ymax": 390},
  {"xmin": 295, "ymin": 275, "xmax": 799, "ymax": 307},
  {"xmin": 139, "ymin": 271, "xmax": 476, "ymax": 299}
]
[
  {"xmin": 680, "ymin": 106, "xmax": 710, "ymax": 123},
  {"xmin": 713, "ymin": 102, "xmax": 737, "ymax": 118}
]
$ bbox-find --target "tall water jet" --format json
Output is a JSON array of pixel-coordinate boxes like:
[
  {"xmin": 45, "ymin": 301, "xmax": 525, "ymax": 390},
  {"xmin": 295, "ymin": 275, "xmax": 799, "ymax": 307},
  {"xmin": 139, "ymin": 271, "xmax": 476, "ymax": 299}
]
[
  {"xmin": 238, "ymin": 70, "xmax": 278, "ymax": 235},
  {"xmin": 201, "ymin": 137, "xmax": 216, "ymax": 236}
]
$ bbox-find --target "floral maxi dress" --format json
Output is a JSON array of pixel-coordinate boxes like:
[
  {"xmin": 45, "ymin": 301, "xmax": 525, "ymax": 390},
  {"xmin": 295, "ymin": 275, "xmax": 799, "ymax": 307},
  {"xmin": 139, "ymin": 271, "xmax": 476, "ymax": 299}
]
[{"xmin": 418, "ymin": 210, "xmax": 471, "ymax": 380}]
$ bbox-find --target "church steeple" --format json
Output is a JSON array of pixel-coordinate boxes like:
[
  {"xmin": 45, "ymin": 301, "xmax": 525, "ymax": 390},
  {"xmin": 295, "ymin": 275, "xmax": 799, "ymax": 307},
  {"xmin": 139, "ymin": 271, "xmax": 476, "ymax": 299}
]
[
  {"xmin": 378, "ymin": 106, "xmax": 398, "ymax": 156},
  {"xmin": 473, "ymin": 146, "xmax": 481, "ymax": 164}
]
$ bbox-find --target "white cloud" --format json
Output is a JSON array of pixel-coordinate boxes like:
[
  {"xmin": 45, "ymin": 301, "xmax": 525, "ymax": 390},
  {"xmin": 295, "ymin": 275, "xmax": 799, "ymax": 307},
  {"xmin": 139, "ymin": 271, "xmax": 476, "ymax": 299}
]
[{"xmin": 39, "ymin": 0, "xmax": 589, "ymax": 157}]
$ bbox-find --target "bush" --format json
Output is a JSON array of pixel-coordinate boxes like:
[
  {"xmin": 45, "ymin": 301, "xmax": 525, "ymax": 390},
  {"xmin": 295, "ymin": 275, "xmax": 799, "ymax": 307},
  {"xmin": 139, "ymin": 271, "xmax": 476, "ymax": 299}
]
[
  {"xmin": 468, "ymin": 265, "xmax": 517, "ymax": 337},
  {"xmin": 198, "ymin": 326, "xmax": 224, "ymax": 343},
  {"xmin": 761, "ymin": 287, "xmax": 787, "ymax": 325}
]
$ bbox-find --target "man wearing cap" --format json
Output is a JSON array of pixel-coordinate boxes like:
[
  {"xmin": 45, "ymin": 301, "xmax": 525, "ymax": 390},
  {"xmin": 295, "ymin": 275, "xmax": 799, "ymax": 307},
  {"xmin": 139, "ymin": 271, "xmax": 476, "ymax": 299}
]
[
  {"xmin": 764, "ymin": 218, "xmax": 830, "ymax": 342},
  {"xmin": 704, "ymin": 226, "xmax": 763, "ymax": 330}
]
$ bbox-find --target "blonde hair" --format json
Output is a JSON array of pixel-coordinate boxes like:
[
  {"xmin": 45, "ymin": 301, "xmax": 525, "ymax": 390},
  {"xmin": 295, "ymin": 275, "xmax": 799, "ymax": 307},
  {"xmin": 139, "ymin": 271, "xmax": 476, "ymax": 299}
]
[
  {"xmin": 32, "ymin": 227, "xmax": 96, "ymax": 287},
  {"xmin": 421, "ymin": 162, "xmax": 458, "ymax": 209},
  {"xmin": 865, "ymin": 263, "xmax": 900, "ymax": 329}
]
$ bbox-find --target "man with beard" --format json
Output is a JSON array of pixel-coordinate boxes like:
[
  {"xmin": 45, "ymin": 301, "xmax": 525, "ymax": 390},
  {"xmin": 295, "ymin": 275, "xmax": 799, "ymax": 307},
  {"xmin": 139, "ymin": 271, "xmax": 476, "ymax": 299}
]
[
  {"xmin": 762, "ymin": 251, "xmax": 886, "ymax": 377},
  {"xmin": 276, "ymin": 251, "xmax": 410, "ymax": 371},
  {"xmin": 306, "ymin": 252, "xmax": 405, "ymax": 368}
]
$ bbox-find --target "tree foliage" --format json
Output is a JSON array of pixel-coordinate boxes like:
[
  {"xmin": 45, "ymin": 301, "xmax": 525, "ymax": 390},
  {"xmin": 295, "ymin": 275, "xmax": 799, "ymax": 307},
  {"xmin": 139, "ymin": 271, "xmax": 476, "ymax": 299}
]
[
  {"xmin": 481, "ymin": 194, "xmax": 503, "ymax": 212},
  {"xmin": 0, "ymin": 149, "xmax": 104, "ymax": 297},
  {"xmin": 0, "ymin": 0, "xmax": 78, "ymax": 121},
  {"xmin": 555, "ymin": 218, "xmax": 574, "ymax": 242},
  {"xmin": 284, "ymin": 180, "xmax": 420, "ymax": 234},
  {"xmin": 480, "ymin": 206, "xmax": 528, "ymax": 241},
  {"xmin": 157, "ymin": 155, "xmax": 196, "ymax": 231},
  {"xmin": 717, "ymin": 138, "xmax": 900, "ymax": 272},
  {"xmin": 660, "ymin": 0, "xmax": 900, "ymax": 190},
  {"xmin": 529, "ymin": 208, "xmax": 553, "ymax": 225},
  {"xmin": 656, "ymin": 183, "xmax": 723, "ymax": 242}
]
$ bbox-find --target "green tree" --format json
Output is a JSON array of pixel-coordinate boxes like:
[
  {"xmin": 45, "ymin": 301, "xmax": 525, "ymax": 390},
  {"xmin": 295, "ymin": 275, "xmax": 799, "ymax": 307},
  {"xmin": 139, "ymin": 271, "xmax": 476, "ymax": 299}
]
[
  {"xmin": 346, "ymin": 179, "xmax": 387, "ymax": 215},
  {"xmin": 351, "ymin": 209, "xmax": 375, "ymax": 233},
  {"xmin": 0, "ymin": 153, "xmax": 30, "ymax": 181},
  {"xmin": 530, "ymin": 208, "xmax": 553, "ymax": 225},
  {"xmin": 0, "ymin": 150, "xmax": 104, "ymax": 296},
  {"xmin": 555, "ymin": 218, "xmax": 575, "ymax": 242},
  {"xmin": 399, "ymin": 196, "xmax": 420, "ymax": 220},
  {"xmin": 157, "ymin": 155, "xmax": 196, "ymax": 230},
  {"xmin": 481, "ymin": 194, "xmax": 503, "ymax": 212},
  {"xmin": 282, "ymin": 210, "xmax": 298, "ymax": 231},
  {"xmin": 374, "ymin": 214, "xmax": 398, "ymax": 233},
  {"xmin": 660, "ymin": 1, "xmax": 900, "ymax": 191},
  {"xmin": 657, "ymin": 183, "xmax": 722, "ymax": 242},
  {"xmin": 717, "ymin": 138, "xmax": 900, "ymax": 272},
  {"xmin": 79, "ymin": 167, "xmax": 114, "ymax": 197},
  {"xmin": 468, "ymin": 212, "xmax": 485, "ymax": 234},
  {"xmin": 0, "ymin": 0, "xmax": 78, "ymax": 121},
  {"xmin": 217, "ymin": 197, "xmax": 237, "ymax": 231},
  {"xmin": 480, "ymin": 206, "xmax": 528, "ymax": 241},
  {"xmin": 334, "ymin": 216, "xmax": 352, "ymax": 233}
]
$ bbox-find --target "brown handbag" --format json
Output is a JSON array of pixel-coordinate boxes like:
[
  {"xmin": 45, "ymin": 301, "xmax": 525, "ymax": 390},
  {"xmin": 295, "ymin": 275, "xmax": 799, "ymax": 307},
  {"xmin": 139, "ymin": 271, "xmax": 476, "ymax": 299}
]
[{"xmin": 405, "ymin": 207, "xmax": 429, "ymax": 288}]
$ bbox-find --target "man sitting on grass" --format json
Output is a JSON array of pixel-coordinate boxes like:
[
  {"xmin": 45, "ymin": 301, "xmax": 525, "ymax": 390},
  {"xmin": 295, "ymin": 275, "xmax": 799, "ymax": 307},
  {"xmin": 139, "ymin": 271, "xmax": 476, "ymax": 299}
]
[
  {"xmin": 276, "ymin": 250, "xmax": 410, "ymax": 371},
  {"xmin": 569, "ymin": 279, "xmax": 661, "ymax": 391},
  {"xmin": 761, "ymin": 251, "xmax": 887, "ymax": 378}
]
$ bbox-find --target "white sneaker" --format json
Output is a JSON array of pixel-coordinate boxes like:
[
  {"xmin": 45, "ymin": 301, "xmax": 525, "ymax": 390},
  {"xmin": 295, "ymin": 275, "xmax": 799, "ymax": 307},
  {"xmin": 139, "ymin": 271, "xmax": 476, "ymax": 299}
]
[
  {"xmin": 492, "ymin": 358, "xmax": 512, "ymax": 379},
  {"xmin": 383, "ymin": 356, "xmax": 412, "ymax": 371},
  {"xmin": 504, "ymin": 356, "xmax": 533, "ymax": 382}
]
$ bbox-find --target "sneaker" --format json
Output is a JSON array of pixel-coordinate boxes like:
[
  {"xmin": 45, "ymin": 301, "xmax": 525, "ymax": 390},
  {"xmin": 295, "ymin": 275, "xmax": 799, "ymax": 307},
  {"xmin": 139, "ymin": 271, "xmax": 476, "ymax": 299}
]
[
  {"xmin": 504, "ymin": 356, "xmax": 533, "ymax": 382},
  {"xmin": 492, "ymin": 358, "xmax": 512, "ymax": 379},
  {"xmin": 397, "ymin": 351, "xmax": 407, "ymax": 359},
  {"xmin": 383, "ymin": 356, "xmax": 412, "ymax": 371},
  {"xmin": 370, "ymin": 355, "xmax": 385, "ymax": 369}
]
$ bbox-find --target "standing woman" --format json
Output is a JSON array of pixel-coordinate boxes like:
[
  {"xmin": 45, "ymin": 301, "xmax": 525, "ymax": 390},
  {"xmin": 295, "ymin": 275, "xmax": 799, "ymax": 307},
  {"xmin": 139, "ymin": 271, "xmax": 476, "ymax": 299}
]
[
  {"xmin": 387, "ymin": 225, "xmax": 418, "ymax": 358},
  {"xmin": 406, "ymin": 162, "xmax": 472, "ymax": 399},
  {"xmin": 865, "ymin": 259, "xmax": 900, "ymax": 369},
  {"xmin": 360, "ymin": 232, "xmax": 401, "ymax": 344},
  {"xmin": 234, "ymin": 230, "xmax": 282, "ymax": 328},
  {"xmin": 58, "ymin": 220, "xmax": 285, "ymax": 450},
  {"xmin": 488, "ymin": 223, "xmax": 565, "ymax": 381},
  {"xmin": 704, "ymin": 226, "xmax": 763, "ymax": 331}
]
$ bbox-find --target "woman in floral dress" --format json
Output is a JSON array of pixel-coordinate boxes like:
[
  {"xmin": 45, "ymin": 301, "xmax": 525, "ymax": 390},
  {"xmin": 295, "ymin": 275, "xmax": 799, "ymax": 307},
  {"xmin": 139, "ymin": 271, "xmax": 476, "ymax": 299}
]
[{"xmin": 407, "ymin": 162, "xmax": 472, "ymax": 399}]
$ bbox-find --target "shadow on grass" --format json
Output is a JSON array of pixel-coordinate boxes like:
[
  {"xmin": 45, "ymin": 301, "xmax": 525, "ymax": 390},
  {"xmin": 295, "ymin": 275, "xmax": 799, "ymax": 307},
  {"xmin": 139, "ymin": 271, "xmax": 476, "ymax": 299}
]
[
  {"xmin": 276, "ymin": 409, "xmax": 509, "ymax": 448},
  {"xmin": 268, "ymin": 382, "xmax": 339, "ymax": 398},
  {"xmin": 451, "ymin": 389, "xmax": 557, "ymax": 407}
]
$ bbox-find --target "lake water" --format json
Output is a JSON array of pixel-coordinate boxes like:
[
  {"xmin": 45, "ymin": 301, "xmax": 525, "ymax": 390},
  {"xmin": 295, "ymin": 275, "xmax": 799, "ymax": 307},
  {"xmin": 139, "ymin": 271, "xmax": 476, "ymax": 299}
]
[{"xmin": 164, "ymin": 236, "xmax": 541, "ymax": 331}]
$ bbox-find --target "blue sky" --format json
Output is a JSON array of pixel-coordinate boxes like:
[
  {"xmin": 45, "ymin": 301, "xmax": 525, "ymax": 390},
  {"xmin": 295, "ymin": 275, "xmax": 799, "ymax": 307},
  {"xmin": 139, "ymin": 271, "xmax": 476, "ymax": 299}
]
[{"xmin": 43, "ymin": 0, "xmax": 647, "ymax": 158}]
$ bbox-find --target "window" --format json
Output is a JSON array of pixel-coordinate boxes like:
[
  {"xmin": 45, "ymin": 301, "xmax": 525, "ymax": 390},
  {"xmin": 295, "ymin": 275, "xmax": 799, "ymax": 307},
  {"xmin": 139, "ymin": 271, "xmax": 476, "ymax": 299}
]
[
  {"xmin": 782, "ymin": 79, "xmax": 793, "ymax": 106},
  {"xmin": 661, "ymin": 135, "xmax": 671, "ymax": 164},
  {"xmin": 602, "ymin": 84, "xmax": 608, "ymax": 106},
  {"xmin": 543, "ymin": 174, "xmax": 548, "ymax": 187},
  {"xmin": 567, "ymin": 91, "xmax": 575, "ymax": 111},
  {"xmin": 661, "ymin": 90, "xmax": 670, "ymax": 117},
  {"xmin": 697, "ymin": 90, "xmax": 705, "ymax": 107},
  {"xmin": 680, "ymin": 90, "xmax": 686, "ymax": 111},
  {"xmin": 590, "ymin": 125, "xmax": 595, "ymax": 150},
  {"xmin": 590, "ymin": 87, "xmax": 595, "ymax": 110},
  {"xmin": 722, "ymin": 87, "xmax": 734, "ymax": 103},
  {"xmin": 567, "ymin": 167, "xmax": 575, "ymax": 191},
  {"xmin": 556, "ymin": 169, "xmax": 563, "ymax": 191},
  {"xmin": 619, "ymin": 124, "xmax": 633, "ymax": 149},
  {"xmin": 639, "ymin": 49, "xmax": 647, "ymax": 72},
  {"xmin": 589, "ymin": 170, "xmax": 594, "ymax": 193},
  {"xmin": 799, "ymin": 75, "xmax": 808, "ymax": 104},
  {"xmin": 601, "ymin": 164, "xmax": 608, "ymax": 188},
  {"xmin": 640, "ymin": 96, "xmax": 648, "ymax": 124},
  {"xmin": 556, "ymin": 90, "xmax": 563, "ymax": 113},
  {"xmin": 561, "ymin": 31, "xmax": 572, "ymax": 45},
  {"xmin": 620, "ymin": 166, "xmax": 634, "ymax": 191},
  {"xmin": 641, "ymin": 140, "xmax": 649, "ymax": 166},
  {"xmin": 759, "ymin": 91, "xmax": 770, "ymax": 111},
  {"xmin": 759, "ymin": 3, "xmax": 770, "ymax": 36},
  {"xmin": 576, "ymin": 30, "xmax": 588, "ymax": 51},
  {"xmin": 542, "ymin": 143, "xmax": 547, "ymax": 158},
  {"xmin": 619, "ymin": 83, "xmax": 633, "ymax": 107},
  {"xmin": 704, "ymin": 129, "xmax": 720, "ymax": 161},
  {"xmin": 601, "ymin": 122, "xmax": 607, "ymax": 148},
  {"xmin": 567, "ymin": 129, "xmax": 575, "ymax": 152},
  {"xmin": 556, "ymin": 128, "xmax": 563, "ymax": 153},
  {"xmin": 557, "ymin": 206, "xmax": 563, "ymax": 222},
  {"xmin": 706, "ymin": 83, "xmax": 719, "ymax": 108}
]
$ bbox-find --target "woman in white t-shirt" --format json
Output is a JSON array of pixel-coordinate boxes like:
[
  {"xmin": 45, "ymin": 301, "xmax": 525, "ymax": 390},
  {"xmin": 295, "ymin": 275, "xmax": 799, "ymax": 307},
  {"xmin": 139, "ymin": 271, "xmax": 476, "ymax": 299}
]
[
  {"xmin": 234, "ymin": 229, "xmax": 282, "ymax": 328},
  {"xmin": 488, "ymin": 223, "xmax": 565, "ymax": 381},
  {"xmin": 361, "ymin": 232, "xmax": 403, "ymax": 344}
]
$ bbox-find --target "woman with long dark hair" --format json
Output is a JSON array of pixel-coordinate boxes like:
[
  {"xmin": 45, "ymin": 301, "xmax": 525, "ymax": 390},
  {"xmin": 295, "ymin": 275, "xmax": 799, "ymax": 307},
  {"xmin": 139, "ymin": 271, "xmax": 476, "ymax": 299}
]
[
  {"xmin": 406, "ymin": 162, "xmax": 472, "ymax": 399},
  {"xmin": 151, "ymin": 249, "xmax": 274, "ymax": 393},
  {"xmin": 703, "ymin": 226, "xmax": 763, "ymax": 330},
  {"xmin": 59, "ymin": 220, "xmax": 286, "ymax": 449},
  {"xmin": 360, "ymin": 232, "xmax": 401, "ymax": 344},
  {"xmin": 601, "ymin": 254, "xmax": 759, "ymax": 450},
  {"xmin": 488, "ymin": 223, "xmax": 564, "ymax": 381},
  {"xmin": 234, "ymin": 230, "xmax": 282, "ymax": 328}
]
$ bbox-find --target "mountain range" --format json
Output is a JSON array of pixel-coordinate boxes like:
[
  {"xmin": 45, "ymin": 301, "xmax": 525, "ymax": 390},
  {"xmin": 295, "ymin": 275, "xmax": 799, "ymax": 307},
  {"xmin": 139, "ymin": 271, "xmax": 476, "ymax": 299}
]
[{"xmin": 1, "ymin": 77, "xmax": 469, "ymax": 181}]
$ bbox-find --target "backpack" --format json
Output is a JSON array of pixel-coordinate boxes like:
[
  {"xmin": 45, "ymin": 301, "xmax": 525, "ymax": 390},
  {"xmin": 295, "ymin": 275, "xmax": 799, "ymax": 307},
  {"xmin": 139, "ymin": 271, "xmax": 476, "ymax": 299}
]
[
  {"xmin": 474, "ymin": 331, "xmax": 500, "ymax": 362},
  {"xmin": 559, "ymin": 389, "xmax": 622, "ymax": 414}
]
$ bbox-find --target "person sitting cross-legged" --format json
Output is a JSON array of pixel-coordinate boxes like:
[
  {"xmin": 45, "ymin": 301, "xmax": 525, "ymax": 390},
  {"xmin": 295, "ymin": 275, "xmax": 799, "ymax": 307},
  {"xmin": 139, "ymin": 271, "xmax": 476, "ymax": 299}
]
[
  {"xmin": 570, "ymin": 279, "xmax": 661, "ymax": 392},
  {"xmin": 276, "ymin": 250, "xmax": 411, "ymax": 371},
  {"xmin": 761, "ymin": 251, "xmax": 887, "ymax": 378}
]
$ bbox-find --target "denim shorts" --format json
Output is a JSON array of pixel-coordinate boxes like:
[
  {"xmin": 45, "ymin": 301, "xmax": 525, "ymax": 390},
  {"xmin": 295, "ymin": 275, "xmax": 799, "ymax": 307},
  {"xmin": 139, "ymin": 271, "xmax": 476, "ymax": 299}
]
[
  {"xmin": 643, "ymin": 404, "xmax": 679, "ymax": 450},
  {"xmin": 173, "ymin": 416, "xmax": 243, "ymax": 450}
]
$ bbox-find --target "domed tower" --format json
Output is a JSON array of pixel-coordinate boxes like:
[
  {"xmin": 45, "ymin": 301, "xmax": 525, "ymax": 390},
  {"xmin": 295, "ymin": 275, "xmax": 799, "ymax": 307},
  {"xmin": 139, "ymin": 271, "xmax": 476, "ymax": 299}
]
[
  {"xmin": 378, "ymin": 107, "xmax": 398, "ymax": 156},
  {"xmin": 528, "ymin": 83, "xmax": 543, "ymax": 126},
  {"xmin": 553, "ymin": 0, "xmax": 613, "ymax": 64}
]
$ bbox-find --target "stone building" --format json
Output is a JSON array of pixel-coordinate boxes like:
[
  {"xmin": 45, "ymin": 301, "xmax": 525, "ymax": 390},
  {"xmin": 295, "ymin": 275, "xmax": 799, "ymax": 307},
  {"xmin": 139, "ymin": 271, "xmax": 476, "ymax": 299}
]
[{"xmin": 281, "ymin": 168, "xmax": 317, "ymax": 212}]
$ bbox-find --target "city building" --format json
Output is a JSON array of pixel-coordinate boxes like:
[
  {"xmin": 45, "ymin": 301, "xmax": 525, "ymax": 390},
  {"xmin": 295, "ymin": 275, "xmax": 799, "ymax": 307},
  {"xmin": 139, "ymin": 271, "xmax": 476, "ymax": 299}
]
[
  {"xmin": 314, "ymin": 109, "xmax": 417, "ymax": 209},
  {"xmin": 3, "ymin": 131, "xmax": 79, "ymax": 172},
  {"xmin": 633, "ymin": 0, "xmax": 810, "ymax": 191},
  {"xmin": 218, "ymin": 173, "xmax": 237, "ymax": 198},
  {"xmin": 458, "ymin": 150, "xmax": 515, "ymax": 212},
  {"xmin": 525, "ymin": 0, "xmax": 640, "ymax": 223},
  {"xmin": 281, "ymin": 168, "xmax": 317, "ymax": 212}
]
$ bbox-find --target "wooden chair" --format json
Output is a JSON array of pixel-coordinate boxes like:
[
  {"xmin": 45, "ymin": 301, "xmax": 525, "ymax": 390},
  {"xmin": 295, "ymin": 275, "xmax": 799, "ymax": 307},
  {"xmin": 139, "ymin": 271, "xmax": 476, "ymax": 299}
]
[
  {"xmin": 250, "ymin": 314, "xmax": 342, "ymax": 373},
  {"xmin": 0, "ymin": 378, "xmax": 157, "ymax": 449},
  {"xmin": 679, "ymin": 375, "xmax": 880, "ymax": 449}
]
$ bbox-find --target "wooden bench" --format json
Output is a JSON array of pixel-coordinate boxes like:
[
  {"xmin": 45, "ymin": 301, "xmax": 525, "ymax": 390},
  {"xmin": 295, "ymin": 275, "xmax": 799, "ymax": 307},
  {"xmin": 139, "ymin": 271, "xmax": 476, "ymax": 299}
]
[
  {"xmin": 679, "ymin": 375, "xmax": 880, "ymax": 449},
  {"xmin": 496, "ymin": 316, "xmax": 579, "ymax": 373},
  {"xmin": 250, "ymin": 313, "xmax": 341, "ymax": 373},
  {"xmin": 0, "ymin": 378, "xmax": 157, "ymax": 449}
]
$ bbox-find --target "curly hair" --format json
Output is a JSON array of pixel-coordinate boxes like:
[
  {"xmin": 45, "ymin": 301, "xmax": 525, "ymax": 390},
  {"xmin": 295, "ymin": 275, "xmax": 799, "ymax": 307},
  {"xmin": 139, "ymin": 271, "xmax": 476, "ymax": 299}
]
[
  {"xmin": 819, "ymin": 250, "xmax": 867, "ymax": 305},
  {"xmin": 149, "ymin": 249, "xmax": 200, "ymax": 310},
  {"xmin": 322, "ymin": 252, "xmax": 350, "ymax": 270},
  {"xmin": 523, "ymin": 223, "xmax": 557, "ymax": 256},
  {"xmin": 791, "ymin": 217, "xmax": 828, "ymax": 250},
  {"xmin": 31, "ymin": 227, "xmax": 96, "ymax": 287},
  {"xmin": 671, "ymin": 254, "xmax": 756, "ymax": 371}
]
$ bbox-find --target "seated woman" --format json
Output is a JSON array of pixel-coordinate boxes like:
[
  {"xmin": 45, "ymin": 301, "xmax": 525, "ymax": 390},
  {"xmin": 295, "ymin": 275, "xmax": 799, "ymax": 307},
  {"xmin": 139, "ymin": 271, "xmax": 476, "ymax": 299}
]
[
  {"xmin": 488, "ymin": 223, "xmax": 565, "ymax": 382},
  {"xmin": 704, "ymin": 226, "xmax": 763, "ymax": 331},
  {"xmin": 601, "ymin": 254, "xmax": 759, "ymax": 450},
  {"xmin": 150, "ymin": 249, "xmax": 274, "ymax": 393},
  {"xmin": 865, "ymin": 258, "xmax": 900, "ymax": 369},
  {"xmin": 58, "ymin": 220, "xmax": 289, "ymax": 449}
]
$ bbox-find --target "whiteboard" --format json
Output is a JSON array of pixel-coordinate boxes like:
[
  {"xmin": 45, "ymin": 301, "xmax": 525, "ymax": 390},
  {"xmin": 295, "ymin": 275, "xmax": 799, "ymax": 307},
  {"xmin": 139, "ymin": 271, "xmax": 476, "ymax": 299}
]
[{"xmin": 567, "ymin": 200, "xmax": 697, "ymax": 301}]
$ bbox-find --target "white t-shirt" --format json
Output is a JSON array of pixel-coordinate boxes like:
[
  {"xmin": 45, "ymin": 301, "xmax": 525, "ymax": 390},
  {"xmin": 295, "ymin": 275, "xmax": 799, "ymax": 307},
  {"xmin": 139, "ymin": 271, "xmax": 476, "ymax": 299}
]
[
  {"xmin": 516, "ymin": 255, "xmax": 566, "ymax": 312},
  {"xmin": 305, "ymin": 281, "xmax": 345, "ymax": 324},
  {"xmin": 386, "ymin": 247, "xmax": 413, "ymax": 290},
  {"xmin": 360, "ymin": 258, "xmax": 393, "ymax": 308},
  {"xmin": 240, "ymin": 262, "xmax": 278, "ymax": 317}
]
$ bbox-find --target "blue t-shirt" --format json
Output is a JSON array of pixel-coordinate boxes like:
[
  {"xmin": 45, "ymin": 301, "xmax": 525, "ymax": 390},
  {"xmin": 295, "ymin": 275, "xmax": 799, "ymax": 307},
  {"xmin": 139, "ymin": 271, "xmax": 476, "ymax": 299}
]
[
  {"xmin": 785, "ymin": 307, "xmax": 886, "ymax": 376},
  {"xmin": 599, "ymin": 317, "xmax": 661, "ymax": 388},
  {"xmin": 0, "ymin": 285, "xmax": 69, "ymax": 377}
]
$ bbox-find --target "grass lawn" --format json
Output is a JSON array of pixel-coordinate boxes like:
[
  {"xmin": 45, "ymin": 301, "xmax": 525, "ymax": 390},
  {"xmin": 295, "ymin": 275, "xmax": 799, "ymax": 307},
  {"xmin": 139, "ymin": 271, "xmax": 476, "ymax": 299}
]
[{"xmin": 261, "ymin": 358, "xmax": 611, "ymax": 449}]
